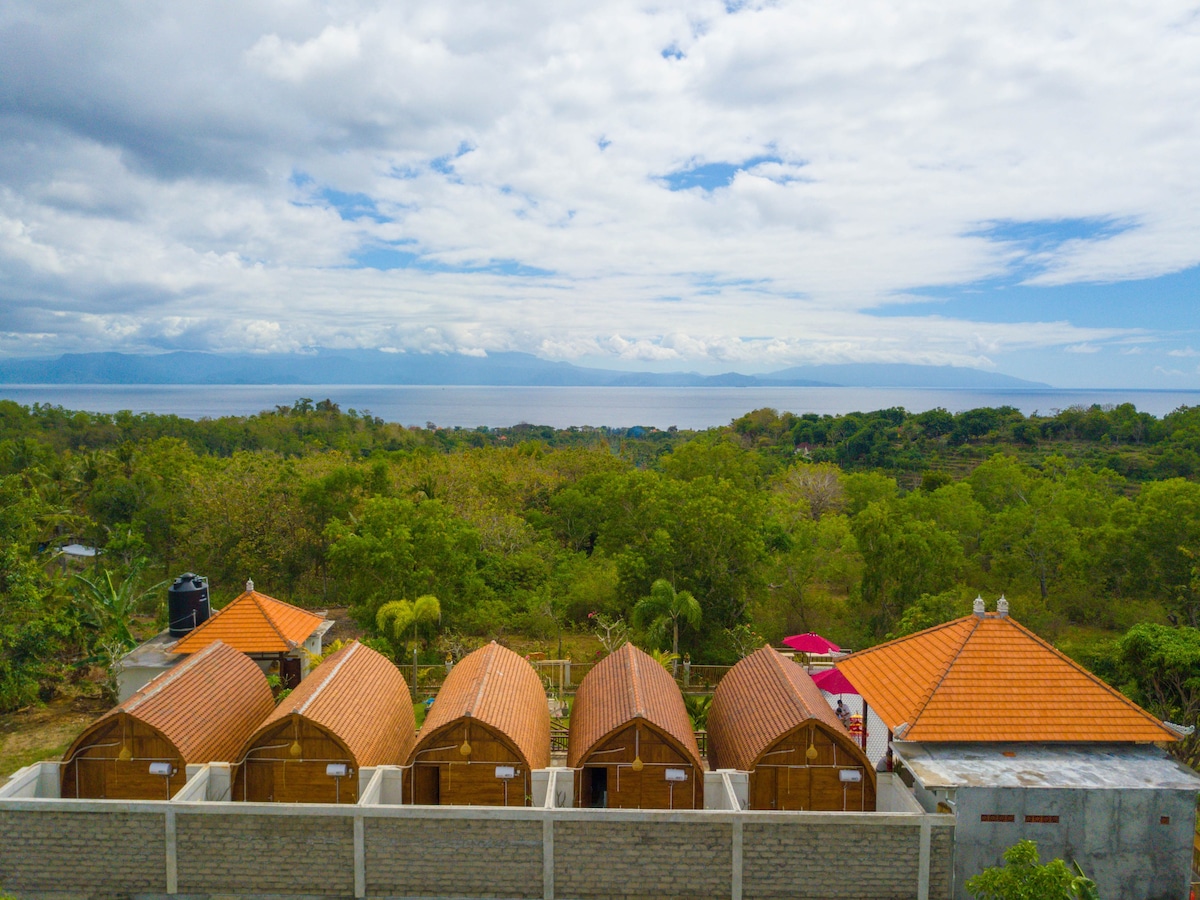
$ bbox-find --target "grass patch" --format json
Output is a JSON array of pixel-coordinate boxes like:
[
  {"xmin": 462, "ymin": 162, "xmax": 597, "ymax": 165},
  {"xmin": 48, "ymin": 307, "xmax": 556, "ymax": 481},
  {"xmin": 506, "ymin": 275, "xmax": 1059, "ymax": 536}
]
[{"xmin": 1, "ymin": 741, "xmax": 71, "ymax": 779}]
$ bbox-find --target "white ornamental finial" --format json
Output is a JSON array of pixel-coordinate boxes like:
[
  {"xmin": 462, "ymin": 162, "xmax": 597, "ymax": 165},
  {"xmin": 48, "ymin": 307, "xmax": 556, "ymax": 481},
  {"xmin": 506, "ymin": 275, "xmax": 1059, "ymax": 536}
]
[
  {"xmin": 973, "ymin": 596, "xmax": 985, "ymax": 616},
  {"xmin": 246, "ymin": 578, "xmax": 254, "ymax": 592},
  {"xmin": 997, "ymin": 595, "xmax": 1009, "ymax": 617}
]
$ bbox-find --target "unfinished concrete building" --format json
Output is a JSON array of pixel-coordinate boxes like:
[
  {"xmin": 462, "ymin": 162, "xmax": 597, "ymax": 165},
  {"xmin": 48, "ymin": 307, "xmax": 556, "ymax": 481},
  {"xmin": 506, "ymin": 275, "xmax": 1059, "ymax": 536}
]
[{"xmin": 838, "ymin": 598, "xmax": 1200, "ymax": 899}]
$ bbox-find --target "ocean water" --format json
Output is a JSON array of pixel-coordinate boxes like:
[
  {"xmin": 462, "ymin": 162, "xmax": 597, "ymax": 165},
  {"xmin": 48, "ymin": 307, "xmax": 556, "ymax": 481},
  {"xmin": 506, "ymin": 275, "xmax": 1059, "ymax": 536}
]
[{"xmin": 1, "ymin": 384, "xmax": 1198, "ymax": 430}]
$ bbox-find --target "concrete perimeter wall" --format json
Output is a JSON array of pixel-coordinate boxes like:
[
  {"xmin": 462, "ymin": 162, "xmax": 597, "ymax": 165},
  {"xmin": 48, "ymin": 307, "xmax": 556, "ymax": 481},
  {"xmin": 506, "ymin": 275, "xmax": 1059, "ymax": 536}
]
[{"xmin": 0, "ymin": 768, "xmax": 953, "ymax": 900}]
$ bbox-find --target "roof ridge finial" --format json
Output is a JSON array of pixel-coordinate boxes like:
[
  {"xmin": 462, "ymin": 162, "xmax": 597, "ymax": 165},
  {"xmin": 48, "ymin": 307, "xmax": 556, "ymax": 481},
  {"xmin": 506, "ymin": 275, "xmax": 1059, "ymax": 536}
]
[
  {"xmin": 973, "ymin": 595, "xmax": 985, "ymax": 617},
  {"xmin": 996, "ymin": 595, "xmax": 1009, "ymax": 618},
  {"xmin": 246, "ymin": 578, "xmax": 254, "ymax": 593}
]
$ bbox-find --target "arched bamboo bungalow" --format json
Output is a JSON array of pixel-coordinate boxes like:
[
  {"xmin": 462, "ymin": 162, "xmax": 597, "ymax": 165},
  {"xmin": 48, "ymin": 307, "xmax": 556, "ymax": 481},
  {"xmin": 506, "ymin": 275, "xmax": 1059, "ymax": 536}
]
[
  {"xmin": 568, "ymin": 642, "xmax": 703, "ymax": 809},
  {"xmin": 708, "ymin": 646, "xmax": 876, "ymax": 812},
  {"xmin": 232, "ymin": 641, "xmax": 415, "ymax": 804},
  {"xmin": 61, "ymin": 641, "xmax": 273, "ymax": 800},
  {"xmin": 406, "ymin": 641, "xmax": 549, "ymax": 806}
]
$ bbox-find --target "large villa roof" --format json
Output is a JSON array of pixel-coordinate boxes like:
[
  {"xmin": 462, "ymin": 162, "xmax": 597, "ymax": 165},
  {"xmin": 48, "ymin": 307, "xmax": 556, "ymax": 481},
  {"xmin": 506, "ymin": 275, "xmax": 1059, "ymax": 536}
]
[
  {"xmin": 171, "ymin": 586, "xmax": 324, "ymax": 655},
  {"xmin": 836, "ymin": 609, "xmax": 1178, "ymax": 743}
]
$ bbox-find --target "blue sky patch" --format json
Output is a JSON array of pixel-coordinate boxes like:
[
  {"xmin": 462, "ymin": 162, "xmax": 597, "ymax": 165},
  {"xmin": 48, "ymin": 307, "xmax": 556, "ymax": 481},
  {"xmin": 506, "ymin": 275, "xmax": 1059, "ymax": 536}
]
[
  {"xmin": 661, "ymin": 155, "xmax": 783, "ymax": 192},
  {"xmin": 431, "ymin": 141, "xmax": 475, "ymax": 178},
  {"xmin": 870, "ymin": 263, "xmax": 1200, "ymax": 332},
  {"xmin": 350, "ymin": 244, "xmax": 554, "ymax": 277},
  {"xmin": 970, "ymin": 216, "xmax": 1136, "ymax": 254},
  {"xmin": 661, "ymin": 45, "xmax": 685, "ymax": 60},
  {"xmin": 320, "ymin": 188, "xmax": 390, "ymax": 224}
]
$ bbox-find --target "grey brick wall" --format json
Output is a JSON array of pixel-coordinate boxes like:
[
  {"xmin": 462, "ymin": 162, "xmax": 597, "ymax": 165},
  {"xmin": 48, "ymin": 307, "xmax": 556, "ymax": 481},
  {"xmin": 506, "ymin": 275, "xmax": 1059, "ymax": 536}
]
[
  {"xmin": 176, "ymin": 813, "xmax": 354, "ymax": 896},
  {"xmin": 0, "ymin": 803, "xmax": 953, "ymax": 900},
  {"xmin": 929, "ymin": 825, "xmax": 954, "ymax": 900},
  {"xmin": 365, "ymin": 817, "xmax": 543, "ymax": 899},
  {"xmin": 0, "ymin": 809, "xmax": 165, "ymax": 899},
  {"xmin": 743, "ymin": 821, "xmax": 921, "ymax": 900},
  {"xmin": 554, "ymin": 819, "xmax": 732, "ymax": 900}
]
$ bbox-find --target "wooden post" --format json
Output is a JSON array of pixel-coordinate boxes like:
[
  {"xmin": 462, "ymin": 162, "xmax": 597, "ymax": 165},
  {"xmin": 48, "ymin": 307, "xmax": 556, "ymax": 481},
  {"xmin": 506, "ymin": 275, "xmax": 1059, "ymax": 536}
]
[{"xmin": 413, "ymin": 648, "xmax": 418, "ymax": 701}]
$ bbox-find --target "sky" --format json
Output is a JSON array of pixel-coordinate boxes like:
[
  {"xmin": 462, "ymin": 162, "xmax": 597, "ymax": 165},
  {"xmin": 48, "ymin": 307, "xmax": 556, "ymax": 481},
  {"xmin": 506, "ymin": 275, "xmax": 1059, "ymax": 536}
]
[{"xmin": 1, "ymin": 2, "xmax": 1199, "ymax": 388}]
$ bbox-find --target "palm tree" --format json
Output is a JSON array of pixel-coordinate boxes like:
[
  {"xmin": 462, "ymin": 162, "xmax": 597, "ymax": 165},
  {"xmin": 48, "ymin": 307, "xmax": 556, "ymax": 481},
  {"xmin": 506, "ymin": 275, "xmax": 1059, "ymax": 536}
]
[
  {"xmin": 376, "ymin": 595, "xmax": 442, "ymax": 651},
  {"xmin": 683, "ymin": 693, "xmax": 713, "ymax": 731},
  {"xmin": 633, "ymin": 579, "xmax": 701, "ymax": 658}
]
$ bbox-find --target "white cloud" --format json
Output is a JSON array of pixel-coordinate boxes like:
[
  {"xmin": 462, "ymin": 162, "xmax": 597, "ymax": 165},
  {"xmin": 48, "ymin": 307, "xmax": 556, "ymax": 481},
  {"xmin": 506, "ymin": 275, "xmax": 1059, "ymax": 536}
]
[
  {"xmin": 0, "ymin": 0, "xmax": 1197, "ymax": 385},
  {"xmin": 1168, "ymin": 346, "xmax": 1199, "ymax": 357}
]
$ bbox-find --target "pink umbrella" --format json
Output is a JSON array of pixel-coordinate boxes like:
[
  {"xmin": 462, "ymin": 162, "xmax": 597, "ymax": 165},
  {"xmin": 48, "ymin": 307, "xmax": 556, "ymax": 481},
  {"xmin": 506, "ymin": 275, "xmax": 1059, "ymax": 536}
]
[
  {"xmin": 782, "ymin": 632, "xmax": 841, "ymax": 654},
  {"xmin": 812, "ymin": 667, "xmax": 859, "ymax": 695}
]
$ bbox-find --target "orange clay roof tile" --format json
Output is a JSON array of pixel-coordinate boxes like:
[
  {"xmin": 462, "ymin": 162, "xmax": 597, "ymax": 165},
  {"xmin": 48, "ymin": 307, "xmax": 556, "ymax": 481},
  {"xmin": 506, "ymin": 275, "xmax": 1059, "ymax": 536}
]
[
  {"xmin": 836, "ymin": 612, "xmax": 1177, "ymax": 743},
  {"xmin": 67, "ymin": 641, "xmax": 275, "ymax": 764},
  {"xmin": 567, "ymin": 642, "xmax": 701, "ymax": 770},
  {"xmin": 413, "ymin": 641, "xmax": 550, "ymax": 770},
  {"xmin": 170, "ymin": 589, "xmax": 323, "ymax": 655},
  {"xmin": 243, "ymin": 641, "xmax": 416, "ymax": 767},
  {"xmin": 707, "ymin": 646, "xmax": 861, "ymax": 771}
]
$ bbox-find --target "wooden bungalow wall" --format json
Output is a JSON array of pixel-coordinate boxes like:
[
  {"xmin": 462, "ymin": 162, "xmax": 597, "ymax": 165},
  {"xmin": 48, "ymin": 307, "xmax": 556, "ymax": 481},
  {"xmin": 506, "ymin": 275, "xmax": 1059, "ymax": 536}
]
[
  {"xmin": 575, "ymin": 723, "xmax": 701, "ymax": 810},
  {"xmin": 748, "ymin": 723, "xmax": 875, "ymax": 812},
  {"xmin": 232, "ymin": 718, "xmax": 359, "ymax": 804},
  {"xmin": 61, "ymin": 714, "xmax": 187, "ymax": 800},
  {"xmin": 406, "ymin": 720, "xmax": 531, "ymax": 806}
]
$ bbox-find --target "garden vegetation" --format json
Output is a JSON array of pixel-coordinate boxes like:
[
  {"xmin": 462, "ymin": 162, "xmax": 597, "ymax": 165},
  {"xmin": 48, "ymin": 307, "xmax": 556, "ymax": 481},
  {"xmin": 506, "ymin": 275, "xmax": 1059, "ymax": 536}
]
[{"xmin": 1, "ymin": 398, "xmax": 1198, "ymax": 768}]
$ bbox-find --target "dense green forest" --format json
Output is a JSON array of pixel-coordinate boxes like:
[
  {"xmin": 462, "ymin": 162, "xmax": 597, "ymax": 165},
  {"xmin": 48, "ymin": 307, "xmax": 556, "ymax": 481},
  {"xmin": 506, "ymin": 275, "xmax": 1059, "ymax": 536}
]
[{"xmin": 2, "ymin": 397, "xmax": 1199, "ymax": 765}]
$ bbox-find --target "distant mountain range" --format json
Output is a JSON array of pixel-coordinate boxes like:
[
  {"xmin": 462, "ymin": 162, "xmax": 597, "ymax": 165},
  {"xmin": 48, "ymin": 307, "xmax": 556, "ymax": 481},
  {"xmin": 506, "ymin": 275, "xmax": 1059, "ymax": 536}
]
[{"xmin": 0, "ymin": 350, "xmax": 1051, "ymax": 389}]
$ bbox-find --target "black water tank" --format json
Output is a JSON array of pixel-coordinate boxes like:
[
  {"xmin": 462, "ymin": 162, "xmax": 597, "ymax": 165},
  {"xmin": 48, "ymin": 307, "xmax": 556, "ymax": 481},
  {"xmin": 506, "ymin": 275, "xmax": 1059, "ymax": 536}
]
[{"xmin": 168, "ymin": 573, "xmax": 211, "ymax": 637}]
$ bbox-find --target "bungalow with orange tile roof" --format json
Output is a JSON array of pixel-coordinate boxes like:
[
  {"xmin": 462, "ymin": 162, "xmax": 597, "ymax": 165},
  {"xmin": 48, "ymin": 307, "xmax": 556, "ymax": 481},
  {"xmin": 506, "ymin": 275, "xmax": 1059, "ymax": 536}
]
[
  {"xmin": 231, "ymin": 641, "xmax": 415, "ymax": 804},
  {"xmin": 568, "ymin": 642, "xmax": 703, "ymax": 809},
  {"xmin": 406, "ymin": 641, "xmax": 550, "ymax": 806},
  {"xmin": 62, "ymin": 641, "xmax": 274, "ymax": 800},
  {"xmin": 118, "ymin": 579, "xmax": 332, "ymax": 701},
  {"xmin": 708, "ymin": 646, "xmax": 875, "ymax": 811},
  {"xmin": 837, "ymin": 597, "xmax": 1200, "ymax": 900}
]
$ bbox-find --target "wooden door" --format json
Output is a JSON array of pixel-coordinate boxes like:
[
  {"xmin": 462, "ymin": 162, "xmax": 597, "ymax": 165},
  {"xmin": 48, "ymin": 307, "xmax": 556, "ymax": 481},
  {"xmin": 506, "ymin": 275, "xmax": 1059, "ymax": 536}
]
[
  {"xmin": 605, "ymin": 764, "xmax": 641, "ymax": 809},
  {"xmin": 74, "ymin": 757, "xmax": 107, "ymax": 799},
  {"xmin": 776, "ymin": 765, "xmax": 813, "ymax": 811},
  {"xmin": 414, "ymin": 764, "xmax": 440, "ymax": 804},
  {"xmin": 750, "ymin": 767, "xmax": 777, "ymax": 810}
]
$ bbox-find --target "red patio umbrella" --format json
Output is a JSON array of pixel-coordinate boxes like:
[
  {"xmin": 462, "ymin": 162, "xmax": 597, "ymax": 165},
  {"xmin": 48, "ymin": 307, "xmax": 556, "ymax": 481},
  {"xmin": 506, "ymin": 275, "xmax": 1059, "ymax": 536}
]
[
  {"xmin": 781, "ymin": 632, "xmax": 841, "ymax": 654},
  {"xmin": 812, "ymin": 667, "xmax": 859, "ymax": 695}
]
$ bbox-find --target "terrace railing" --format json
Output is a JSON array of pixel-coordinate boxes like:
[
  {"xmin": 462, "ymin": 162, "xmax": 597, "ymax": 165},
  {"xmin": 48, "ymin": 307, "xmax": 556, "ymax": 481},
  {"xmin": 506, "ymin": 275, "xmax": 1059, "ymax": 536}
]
[{"xmin": 550, "ymin": 723, "xmax": 571, "ymax": 754}]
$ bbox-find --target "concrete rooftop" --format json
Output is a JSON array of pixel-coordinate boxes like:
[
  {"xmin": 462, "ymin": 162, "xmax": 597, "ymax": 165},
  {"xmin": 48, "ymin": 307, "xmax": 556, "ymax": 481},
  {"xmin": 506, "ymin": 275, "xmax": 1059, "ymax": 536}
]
[{"xmin": 896, "ymin": 741, "xmax": 1200, "ymax": 791}]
